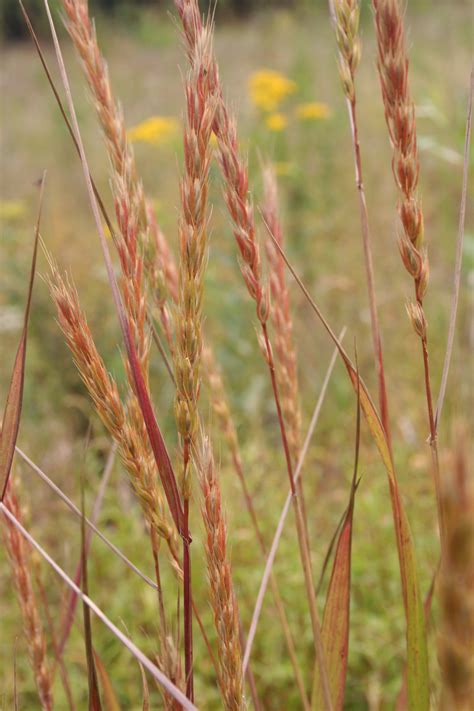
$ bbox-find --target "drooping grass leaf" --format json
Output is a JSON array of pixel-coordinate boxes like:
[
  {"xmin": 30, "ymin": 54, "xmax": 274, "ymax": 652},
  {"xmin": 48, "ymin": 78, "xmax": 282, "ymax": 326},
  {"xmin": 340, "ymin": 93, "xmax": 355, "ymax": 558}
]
[
  {"xmin": 266, "ymin": 230, "xmax": 430, "ymax": 710},
  {"xmin": 311, "ymin": 354, "xmax": 361, "ymax": 710},
  {"xmin": 0, "ymin": 174, "xmax": 45, "ymax": 500}
]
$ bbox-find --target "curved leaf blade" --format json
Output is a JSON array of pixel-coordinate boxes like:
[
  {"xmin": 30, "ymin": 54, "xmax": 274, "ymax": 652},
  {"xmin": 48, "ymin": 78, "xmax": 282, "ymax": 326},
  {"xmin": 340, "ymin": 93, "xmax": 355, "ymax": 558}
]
[{"xmin": 1, "ymin": 174, "xmax": 45, "ymax": 499}]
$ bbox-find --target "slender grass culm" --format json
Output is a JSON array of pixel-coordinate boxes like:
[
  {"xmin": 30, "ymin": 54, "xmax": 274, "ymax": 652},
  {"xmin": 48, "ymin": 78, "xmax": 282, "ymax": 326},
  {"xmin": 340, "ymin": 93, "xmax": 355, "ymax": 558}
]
[{"xmin": 1, "ymin": 0, "xmax": 471, "ymax": 709}]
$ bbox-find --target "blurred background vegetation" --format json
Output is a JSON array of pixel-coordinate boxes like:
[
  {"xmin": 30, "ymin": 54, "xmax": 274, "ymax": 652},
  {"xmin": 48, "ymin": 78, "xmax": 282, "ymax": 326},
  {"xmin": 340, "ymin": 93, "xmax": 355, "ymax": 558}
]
[
  {"xmin": 1, "ymin": 0, "xmax": 472, "ymax": 708},
  {"xmin": 3, "ymin": 0, "xmax": 305, "ymax": 38},
  {"xmin": 2, "ymin": 0, "xmax": 470, "ymax": 37}
]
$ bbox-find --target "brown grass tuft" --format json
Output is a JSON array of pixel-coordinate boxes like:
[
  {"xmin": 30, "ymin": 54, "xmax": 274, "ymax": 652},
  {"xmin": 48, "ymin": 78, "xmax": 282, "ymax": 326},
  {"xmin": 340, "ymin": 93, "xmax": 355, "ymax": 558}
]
[
  {"xmin": 3, "ymin": 482, "xmax": 53, "ymax": 711},
  {"xmin": 262, "ymin": 164, "xmax": 301, "ymax": 464},
  {"xmin": 198, "ymin": 437, "xmax": 245, "ymax": 711},
  {"xmin": 47, "ymin": 261, "xmax": 174, "ymax": 547},
  {"xmin": 372, "ymin": 0, "xmax": 428, "ymax": 301}
]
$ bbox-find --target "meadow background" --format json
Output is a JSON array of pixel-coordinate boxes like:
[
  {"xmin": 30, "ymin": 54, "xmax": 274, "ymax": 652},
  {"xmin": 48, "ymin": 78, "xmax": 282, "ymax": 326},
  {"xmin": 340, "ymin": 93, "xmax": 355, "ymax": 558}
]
[{"xmin": 0, "ymin": 0, "xmax": 472, "ymax": 708}]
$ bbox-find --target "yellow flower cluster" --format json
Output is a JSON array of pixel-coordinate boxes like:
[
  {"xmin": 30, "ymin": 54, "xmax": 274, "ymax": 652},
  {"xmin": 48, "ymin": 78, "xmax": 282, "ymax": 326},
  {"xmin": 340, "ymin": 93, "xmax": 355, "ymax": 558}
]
[
  {"xmin": 248, "ymin": 69, "xmax": 297, "ymax": 112},
  {"xmin": 295, "ymin": 102, "xmax": 331, "ymax": 120},
  {"xmin": 248, "ymin": 69, "xmax": 332, "ymax": 133},
  {"xmin": 0, "ymin": 200, "xmax": 27, "ymax": 222},
  {"xmin": 265, "ymin": 113, "xmax": 288, "ymax": 132},
  {"xmin": 274, "ymin": 161, "xmax": 294, "ymax": 177},
  {"xmin": 128, "ymin": 116, "xmax": 179, "ymax": 146}
]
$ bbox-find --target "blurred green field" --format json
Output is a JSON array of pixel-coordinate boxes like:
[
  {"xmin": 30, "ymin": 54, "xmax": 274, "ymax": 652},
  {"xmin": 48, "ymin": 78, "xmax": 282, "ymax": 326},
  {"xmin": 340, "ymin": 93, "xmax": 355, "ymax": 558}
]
[{"xmin": 0, "ymin": 2, "xmax": 472, "ymax": 709}]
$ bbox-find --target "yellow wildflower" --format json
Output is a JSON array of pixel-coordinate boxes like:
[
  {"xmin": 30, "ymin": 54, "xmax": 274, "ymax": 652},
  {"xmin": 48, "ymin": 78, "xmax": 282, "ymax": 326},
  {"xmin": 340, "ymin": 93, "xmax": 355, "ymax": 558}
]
[
  {"xmin": 150, "ymin": 198, "xmax": 163, "ymax": 215},
  {"xmin": 103, "ymin": 222, "xmax": 112, "ymax": 239},
  {"xmin": 274, "ymin": 161, "xmax": 294, "ymax": 177},
  {"xmin": 0, "ymin": 200, "xmax": 27, "ymax": 222},
  {"xmin": 265, "ymin": 113, "xmax": 288, "ymax": 132},
  {"xmin": 249, "ymin": 69, "xmax": 297, "ymax": 112},
  {"xmin": 295, "ymin": 102, "xmax": 331, "ymax": 121},
  {"xmin": 128, "ymin": 116, "xmax": 179, "ymax": 146}
]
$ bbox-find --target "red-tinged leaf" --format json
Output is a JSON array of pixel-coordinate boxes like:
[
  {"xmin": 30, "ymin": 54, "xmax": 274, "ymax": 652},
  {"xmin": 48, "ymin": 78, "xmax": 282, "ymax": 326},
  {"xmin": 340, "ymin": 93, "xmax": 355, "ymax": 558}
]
[
  {"xmin": 93, "ymin": 652, "xmax": 121, "ymax": 711},
  {"xmin": 124, "ymin": 327, "xmax": 184, "ymax": 532},
  {"xmin": 312, "ymin": 359, "xmax": 361, "ymax": 711},
  {"xmin": 312, "ymin": 504, "xmax": 355, "ymax": 710},
  {"xmin": 266, "ymin": 230, "xmax": 430, "ymax": 710},
  {"xmin": 0, "ymin": 174, "xmax": 45, "ymax": 500}
]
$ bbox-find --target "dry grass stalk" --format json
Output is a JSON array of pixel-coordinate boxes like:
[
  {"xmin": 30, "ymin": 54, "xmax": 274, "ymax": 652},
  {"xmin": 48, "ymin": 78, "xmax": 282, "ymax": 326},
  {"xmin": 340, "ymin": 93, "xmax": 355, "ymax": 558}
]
[
  {"xmin": 62, "ymin": 4, "xmax": 250, "ymax": 696},
  {"xmin": 61, "ymin": 6, "xmax": 180, "ymax": 591},
  {"xmin": 331, "ymin": 0, "xmax": 392, "ymax": 446},
  {"xmin": 61, "ymin": 0, "xmax": 173, "ymax": 347},
  {"xmin": 261, "ymin": 164, "xmax": 313, "ymax": 582},
  {"xmin": 63, "ymin": 0, "xmax": 246, "ymax": 471},
  {"xmin": 175, "ymin": 0, "xmax": 269, "ymax": 328},
  {"xmin": 262, "ymin": 164, "xmax": 301, "ymax": 463},
  {"xmin": 48, "ymin": 262, "xmax": 183, "ymax": 694},
  {"xmin": 62, "ymin": 1, "xmax": 243, "ymax": 463},
  {"xmin": 373, "ymin": 0, "xmax": 444, "ymax": 547},
  {"xmin": 331, "ymin": 0, "xmax": 361, "ymax": 102},
  {"xmin": 174, "ymin": 20, "xmax": 216, "ymax": 495},
  {"xmin": 203, "ymin": 344, "xmax": 310, "ymax": 709},
  {"xmin": 198, "ymin": 437, "xmax": 244, "ymax": 711},
  {"xmin": 47, "ymin": 262, "xmax": 174, "ymax": 548},
  {"xmin": 172, "ymin": 18, "xmax": 217, "ymax": 700},
  {"xmin": 437, "ymin": 440, "xmax": 474, "ymax": 710},
  {"xmin": 2, "ymin": 482, "xmax": 53, "ymax": 711},
  {"xmin": 373, "ymin": 0, "xmax": 428, "ymax": 303},
  {"xmin": 174, "ymin": 4, "xmax": 330, "ymax": 703}
]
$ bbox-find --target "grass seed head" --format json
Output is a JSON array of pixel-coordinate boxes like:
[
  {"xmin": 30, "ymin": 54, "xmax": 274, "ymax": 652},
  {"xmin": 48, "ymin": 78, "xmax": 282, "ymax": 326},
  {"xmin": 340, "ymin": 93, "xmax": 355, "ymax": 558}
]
[{"xmin": 3, "ymin": 483, "xmax": 53, "ymax": 711}]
